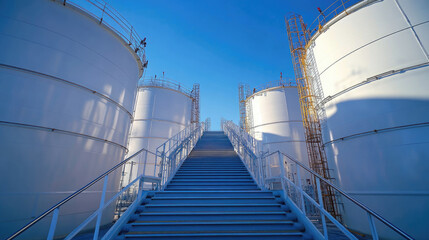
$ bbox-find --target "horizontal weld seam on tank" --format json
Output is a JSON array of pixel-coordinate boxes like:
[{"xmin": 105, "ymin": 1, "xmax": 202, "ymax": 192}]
[
  {"xmin": 129, "ymin": 136, "xmax": 169, "ymax": 140},
  {"xmin": 248, "ymin": 120, "xmax": 303, "ymax": 129},
  {"xmin": 0, "ymin": 190, "xmax": 118, "ymax": 195},
  {"xmin": 133, "ymin": 118, "xmax": 188, "ymax": 126},
  {"xmin": 139, "ymin": 85, "xmax": 194, "ymax": 99},
  {"xmin": 316, "ymin": 61, "xmax": 429, "ymax": 110},
  {"xmin": 262, "ymin": 140, "xmax": 306, "ymax": 145},
  {"xmin": 0, "ymin": 120, "xmax": 128, "ymax": 151},
  {"xmin": 322, "ymin": 122, "xmax": 429, "ymax": 146},
  {"xmin": 347, "ymin": 191, "xmax": 429, "ymax": 196},
  {"xmin": 316, "ymin": 20, "xmax": 429, "ymax": 77},
  {"xmin": 0, "ymin": 63, "xmax": 133, "ymax": 119}
]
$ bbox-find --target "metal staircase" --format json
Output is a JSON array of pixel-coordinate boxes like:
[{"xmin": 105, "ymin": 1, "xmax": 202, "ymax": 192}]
[
  {"xmin": 113, "ymin": 132, "xmax": 315, "ymax": 239},
  {"xmin": 7, "ymin": 124, "xmax": 413, "ymax": 240}
]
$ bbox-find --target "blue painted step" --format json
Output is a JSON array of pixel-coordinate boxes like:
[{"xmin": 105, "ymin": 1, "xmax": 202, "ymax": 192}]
[{"xmin": 116, "ymin": 131, "xmax": 313, "ymax": 240}]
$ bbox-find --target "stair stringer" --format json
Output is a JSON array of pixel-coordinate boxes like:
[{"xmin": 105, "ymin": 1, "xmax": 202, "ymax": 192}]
[
  {"xmin": 279, "ymin": 190, "xmax": 324, "ymax": 240},
  {"xmin": 102, "ymin": 192, "xmax": 149, "ymax": 240}
]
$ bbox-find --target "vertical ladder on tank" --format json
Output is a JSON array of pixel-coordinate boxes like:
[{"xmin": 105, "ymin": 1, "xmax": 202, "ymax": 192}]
[
  {"xmin": 238, "ymin": 83, "xmax": 250, "ymax": 132},
  {"xmin": 285, "ymin": 13, "xmax": 342, "ymax": 221},
  {"xmin": 191, "ymin": 84, "xmax": 200, "ymax": 123}
]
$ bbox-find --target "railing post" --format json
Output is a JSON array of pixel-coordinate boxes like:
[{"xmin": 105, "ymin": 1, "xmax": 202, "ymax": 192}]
[
  {"xmin": 47, "ymin": 207, "xmax": 60, "ymax": 240},
  {"xmin": 277, "ymin": 152, "xmax": 287, "ymax": 193},
  {"xmin": 138, "ymin": 176, "xmax": 145, "ymax": 198},
  {"xmin": 368, "ymin": 212, "xmax": 379, "ymax": 240},
  {"xmin": 316, "ymin": 178, "xmax": 328, "ymax": 239},
  {"xmin": 296, "ymin": 164, "xmax": 306, "ymax": 215},
  {"xmin": 99, "ymin": 3, "xmax": 106, "ymax": 24},
  {"xmin": 93, "ymin": 175, "xmax": 109, "ymax": 240}
]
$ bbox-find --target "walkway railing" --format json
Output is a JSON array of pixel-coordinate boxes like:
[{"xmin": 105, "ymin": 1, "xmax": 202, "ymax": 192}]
[
  {"xmin": 222, "ymin": 120, "xmax": 414, "ymax": 240},
  {"xmin": 6, "ymin": 148, "xmax": 161, "ymax": 240},
  {"xmin": 58, "ymin": 0, "xmax": 147, "ymax": 67},
  {"xmin": 306, "ymin": 0, "xmax": 363, "ymax": 37},
  {"xmin": 156, "ymin": 122, "xmax": 206, "ymax": 189},
  {"xmin": 140, "ymin": 77, "xmax": 193, "ymax": 97},
  {"xmin": 7, "ymin": 122, "xmax": 205, "ymax": 239}
]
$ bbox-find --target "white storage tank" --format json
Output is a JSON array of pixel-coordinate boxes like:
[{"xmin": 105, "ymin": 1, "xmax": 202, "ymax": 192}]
[
  {"xmin": 0, "ymin": 0, "xmax": 145, "ymax": 238},
  {"xmin": 121, "ymin": 77, "xmax": 195, "ymax": 188},
  {"xmin": 244, "ymin": 81, "xmax": 310, "ymax": 179},
  {"xmin": 305, "ymin": 0, "xmax": 429, "ymax": 238}
]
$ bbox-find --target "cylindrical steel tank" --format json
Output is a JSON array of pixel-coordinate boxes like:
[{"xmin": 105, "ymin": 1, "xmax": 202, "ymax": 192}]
[
  {"xmin": 245, "ymin": 82, "xmax": 310, "ymax": 180},
  {"xmin": 0, "ymin": 0, "xmax": 144, "ymax": 238},
  {"xmin": 306, "ymin": 0, "xmax": 429, "ymax": 238},
  {"xmin": 121, "ymin": 78, "xmax": 193, "ymax": 188}
]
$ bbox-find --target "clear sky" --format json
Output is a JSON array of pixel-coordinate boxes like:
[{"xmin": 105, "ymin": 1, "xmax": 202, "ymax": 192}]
[{"xmin": 109, "ymin": 0, "xmax": 333, "ymax": 130}]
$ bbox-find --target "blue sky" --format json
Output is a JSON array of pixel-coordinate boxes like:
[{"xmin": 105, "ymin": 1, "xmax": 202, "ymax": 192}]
[{"xmin": 109, "ymin": 0, "xmax": 333, "ymax": 129}]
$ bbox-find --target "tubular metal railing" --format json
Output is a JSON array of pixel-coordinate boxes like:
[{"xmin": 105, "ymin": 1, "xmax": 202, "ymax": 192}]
[
  {"xmin": 156, "ymin": 122, "xmax": 206, "ymax": 189},
  {"xmin": 6, "ymin": 148, "xmax": 161, "ymax": 240},
  {"xmin": 307, "ymin": 0, "xmax": 363, "ymax": 37},
  {"xmin": 140, "ymin": 77, "xmax": 193, "ymax": 97},
  {"xmin": 222, "ymin": 120, "xmax": 414, "ymax": 240},
  {"xmin": 7, "ymin": 122, "xmax": 205, "ymax": 239},
  {"xmin": 58, "ymin": 0, "xmax": 147, "ymax": 68}
]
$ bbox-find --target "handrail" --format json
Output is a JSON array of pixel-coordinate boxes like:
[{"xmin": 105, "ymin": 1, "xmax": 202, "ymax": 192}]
[
  {"xmin": 140, "ymin": 77, "xmax": 193, "ymax": 97},
  {"xmin": 221, "ymin": 120, "xmax": 414, "ymax": 240},
  {"xmin": 156, "ymin": 122, "xmax": 206, "ymax": 189},
  {"xmin": 58, "ymin": 0, "xmax": 148, "ymax": 71},
  {"xmin": 306, "ymin": 0, "xmax": 363, "ymax": 38},
  {"xmin": 6, "ymin": 147, "xmax": 158, "ymax": 240},
  {"xmin": 278, "ymin": 151, "xmax": 413, "ymax": 240}
]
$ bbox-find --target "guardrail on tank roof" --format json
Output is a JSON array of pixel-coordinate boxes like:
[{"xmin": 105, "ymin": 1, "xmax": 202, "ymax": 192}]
[
  {"xmin": 58, "ymin": 0, "xmax": 148, "ymax": 69},
  {"xmin": 245, "ymin": 79, "xmax": 296, "ymax": 99},
  {"xmin": 140, "ymin": 77, "xmax": 193, "ymax": 97},
  {"xmin": 306, "ymin": 0, "xmax": 363, "ymax": 37}
]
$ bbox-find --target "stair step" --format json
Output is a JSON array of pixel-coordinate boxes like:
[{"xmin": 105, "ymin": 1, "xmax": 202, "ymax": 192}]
[
  {"xmin": 172, "ymin": 176, "xmax": 253, "ymax": 179},
  {"xmin": 170, "ymin": 179, "xmax": 254, "ymax": 182},
  {"xmin": 125, "ymin": 221, "xmax": 303, "ymax": 232},
  {"xmin": 119, "ymin": 232, "xmax": 306, "ymax": 240},
  {"xmin": 167, "ymin": 182, "xmax": 257, "ymax": 186},
  {"xmin": 165, "ymin": 184, "xmax": 259, "ymax": 190},
  {"xmin": 165, "ymin": 188, "xmax": 261, "ymax": 191},
  {"xmin": 154, "ymin": 191, "xmax": 273, "ymax": 197},
  {"xmin": 148, "ymin": 197, "xmax": 276, "ymax": 204},
  {"xmin": 174, "ymin": 173, "xmax": 251, "ymax": 176},
  {"xmin": 142, "ymin": 204, "xmax": 283, "ymax": 212},
  {"xmin": 136, "ymin": 212, "xmax": 296, "ymax": 222}
]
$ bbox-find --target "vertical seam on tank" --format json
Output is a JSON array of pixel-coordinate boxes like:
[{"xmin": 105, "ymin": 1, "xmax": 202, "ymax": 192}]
[{"xmin": 393, "ymin": 0, "xmax": 429, "ymax": 61}]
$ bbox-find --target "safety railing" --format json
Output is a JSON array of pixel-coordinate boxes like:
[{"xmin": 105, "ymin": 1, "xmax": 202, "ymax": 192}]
[
  {"xmin": 307, "ymin": 0, "xmax": 363, "ymax": 37},
  {"xmin": 156, "ymin": 122, "xmax": 206, "ymax": 189},
  {"xmin": 249, "ymin": 79, "xmax": 297, "ymax": 97},
  {"xmin": 58, "ymin": 0, "xmax": 147, "ymax": 68},
  {"xmin": 7, "ymin": 122, "xmax": 206, "ymax": 239},
  {"xmin": 222, "ymin": 120, "xmax": 414, "ymax": 240},
  {"xmin": 7, "ymin": 148, "xmax": 161, "ymax": 240},
  {"xmin": 140, "ymin": 77, "xmax": 193, "ymax": 97}
]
